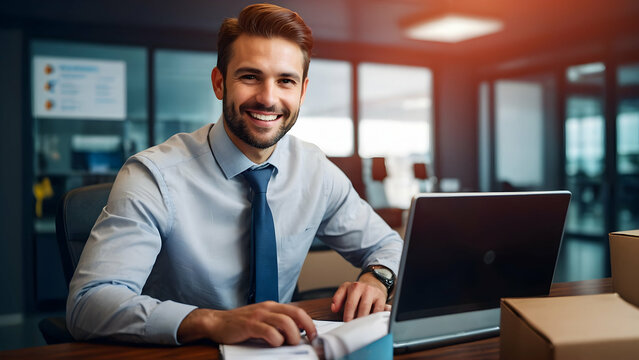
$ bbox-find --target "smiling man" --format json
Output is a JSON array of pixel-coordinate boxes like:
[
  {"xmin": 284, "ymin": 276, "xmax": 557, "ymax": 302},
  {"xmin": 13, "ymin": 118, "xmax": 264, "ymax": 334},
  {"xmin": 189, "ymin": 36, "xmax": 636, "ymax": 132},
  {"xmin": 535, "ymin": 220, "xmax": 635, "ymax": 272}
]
[
  {"xmin": 67, "ymin": 3, "xmax": 402, "ymax": 347},
  {"xmin": 217, "ymin": 35, "xmax": 305, "ymax": 163}
]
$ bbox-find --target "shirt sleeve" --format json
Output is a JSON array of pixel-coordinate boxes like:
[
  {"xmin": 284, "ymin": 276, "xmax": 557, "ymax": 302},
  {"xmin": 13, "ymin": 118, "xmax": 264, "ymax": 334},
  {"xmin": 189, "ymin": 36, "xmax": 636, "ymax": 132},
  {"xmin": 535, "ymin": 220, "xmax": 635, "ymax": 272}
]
[
  {"xmin": 315, "ymin": 157, "xmax": 403, "ymax": 276},
  {"xmin": 66, "ymin": 156, "xmax": 197, "ymax": 345}
]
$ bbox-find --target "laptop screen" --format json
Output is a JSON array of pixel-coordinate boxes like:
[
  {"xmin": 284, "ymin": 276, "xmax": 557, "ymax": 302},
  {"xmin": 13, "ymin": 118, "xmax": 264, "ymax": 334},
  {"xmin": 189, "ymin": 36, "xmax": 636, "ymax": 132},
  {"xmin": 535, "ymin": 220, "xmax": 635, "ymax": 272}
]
[{"xmin": 395, "ymin": 192, "xmax": 570, "ymax": 322}]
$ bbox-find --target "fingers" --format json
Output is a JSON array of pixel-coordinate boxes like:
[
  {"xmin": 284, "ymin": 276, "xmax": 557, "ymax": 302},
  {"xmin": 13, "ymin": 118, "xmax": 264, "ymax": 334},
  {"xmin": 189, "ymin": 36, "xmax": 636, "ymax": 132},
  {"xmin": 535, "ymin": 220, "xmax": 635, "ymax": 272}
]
[
  {"xmin": 266, "ymin": 302, "xmax": 317, "ymax": 342},
  {"xmin": 205, "ymin": 302, "xmax": 316, "ymax": 347},
  {"xmin": 342, "ymin": 283, "xmax": 364, "ymax": 322},
  {"xmin": 331, "ymin": 282, "xmax": 350, "ymax": 314},
  {"xmin": 337, "ymin": 282, "xmax": 388, "ymax": 322},
  {"xmin": 357, "ymin": 291, "xmax": 386, "ymax": 317},
  {"xmin": 249, "ymin": 319, "xmax": 286, "ymax": 347},
  {"xmin": 261, "ymin": 311, "xmax": 301, "ymax": 346},
  {"xmin": 372, "ymin": 297, "xmax": 386, "ymax": 313},
  {"xmin": 253, "ymin": 302, "xmax": 317, "ymax": 345},
  {"xmin": 356, "ymin": 291, "xmax": 374, "ymax": 319}
]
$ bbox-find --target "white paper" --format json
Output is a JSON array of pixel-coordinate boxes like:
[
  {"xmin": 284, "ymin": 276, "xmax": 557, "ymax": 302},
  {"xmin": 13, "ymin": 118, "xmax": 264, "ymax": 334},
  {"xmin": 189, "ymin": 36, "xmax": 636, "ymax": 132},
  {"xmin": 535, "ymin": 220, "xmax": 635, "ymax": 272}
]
[
  {"xmin": 220, "ymin": 314, "xmax": 389, "ymax": 360},
  {"xmin": 313, "ymin": 320, "xmax": 345, "ymax": 335},
  {"xmin": 314, "ymin": 311, "xmax": 389, "ymax": 360},
  {"xmin": 221, "ymin": 342, "xmax": 318, "ymax": 360},
  {"xmin": 220, "ymin": 319, "xmax": 344, "ymax": 360}
]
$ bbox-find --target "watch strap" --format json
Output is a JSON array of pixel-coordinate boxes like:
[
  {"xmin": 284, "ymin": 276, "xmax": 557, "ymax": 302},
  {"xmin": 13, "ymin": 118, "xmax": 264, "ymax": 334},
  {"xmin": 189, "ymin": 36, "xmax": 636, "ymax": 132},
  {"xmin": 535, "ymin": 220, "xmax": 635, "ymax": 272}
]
[{"xmin": 358, "ymin": 265, "xmax": 395, "ymax": 301}]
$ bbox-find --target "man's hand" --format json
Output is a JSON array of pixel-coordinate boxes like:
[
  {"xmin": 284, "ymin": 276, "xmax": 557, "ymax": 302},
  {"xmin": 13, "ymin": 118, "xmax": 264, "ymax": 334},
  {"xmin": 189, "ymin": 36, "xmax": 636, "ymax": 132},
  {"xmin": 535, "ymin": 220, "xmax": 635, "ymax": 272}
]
[
  {"xmin": 177, "ymin": 301, "xmax": 317, "ymax": 347},
  {"xmin": 330, "ymin": 273, "xmax": 391, "ymax": 322}
]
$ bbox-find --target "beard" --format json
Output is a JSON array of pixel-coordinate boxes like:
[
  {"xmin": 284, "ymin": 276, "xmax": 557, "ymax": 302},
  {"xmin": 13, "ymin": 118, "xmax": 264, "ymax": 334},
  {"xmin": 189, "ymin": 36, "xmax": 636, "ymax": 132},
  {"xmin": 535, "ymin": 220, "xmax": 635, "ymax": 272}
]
[{"xmin": 223, "ymin": 89, "xmax": 300, "ymax": 149}]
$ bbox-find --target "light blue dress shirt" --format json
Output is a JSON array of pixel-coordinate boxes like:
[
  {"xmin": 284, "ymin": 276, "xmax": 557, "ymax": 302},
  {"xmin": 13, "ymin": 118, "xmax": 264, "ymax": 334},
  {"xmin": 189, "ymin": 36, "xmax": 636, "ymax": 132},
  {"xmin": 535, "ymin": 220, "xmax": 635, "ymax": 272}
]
[{"xmin": 67, "ymin": 120, "xmax": 403, "ymax": 345}]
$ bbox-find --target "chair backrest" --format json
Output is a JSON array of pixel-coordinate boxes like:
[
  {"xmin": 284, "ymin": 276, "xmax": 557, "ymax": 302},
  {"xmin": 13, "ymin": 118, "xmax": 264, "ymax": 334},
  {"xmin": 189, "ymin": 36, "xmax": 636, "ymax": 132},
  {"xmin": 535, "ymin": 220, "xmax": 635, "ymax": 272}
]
[
  {"xmin": 55, "ymin": 182, "xmax": 113, "ymax": 285},
  {"xmin": 371, "ymin": 157, "xmax": 388, "ymax": 181},
  {"xmin": 328, "ymin": 156, "xmax": 366, "ymax": 200},
  {"xmin": 413, "ymin": 162, "xmax": 429, "ymax": 180}
]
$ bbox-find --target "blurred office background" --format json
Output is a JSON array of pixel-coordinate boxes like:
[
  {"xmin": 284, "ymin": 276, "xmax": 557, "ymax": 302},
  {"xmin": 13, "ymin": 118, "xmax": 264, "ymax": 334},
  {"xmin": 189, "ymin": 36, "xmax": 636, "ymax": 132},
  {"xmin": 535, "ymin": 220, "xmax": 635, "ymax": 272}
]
[{"xmin": 1, "ymin": 0, "xmax": 638, "ymax": 350}]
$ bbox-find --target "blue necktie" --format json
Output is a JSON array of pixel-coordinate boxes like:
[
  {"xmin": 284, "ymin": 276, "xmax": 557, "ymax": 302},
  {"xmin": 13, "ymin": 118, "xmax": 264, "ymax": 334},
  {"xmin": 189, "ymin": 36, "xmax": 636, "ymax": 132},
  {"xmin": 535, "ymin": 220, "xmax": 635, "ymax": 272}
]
[{"xmin": 243, "ymin": 166, "xmax": 279, "ymax": 303}]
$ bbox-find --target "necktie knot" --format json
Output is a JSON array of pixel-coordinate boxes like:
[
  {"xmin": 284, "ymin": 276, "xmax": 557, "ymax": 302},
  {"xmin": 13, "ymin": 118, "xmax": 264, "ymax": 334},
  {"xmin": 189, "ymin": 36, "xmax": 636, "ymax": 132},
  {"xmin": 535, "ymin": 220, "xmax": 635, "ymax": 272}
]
[{"xmin": 242, "ymin": 166, "xmax": 273, "ymax": 194}]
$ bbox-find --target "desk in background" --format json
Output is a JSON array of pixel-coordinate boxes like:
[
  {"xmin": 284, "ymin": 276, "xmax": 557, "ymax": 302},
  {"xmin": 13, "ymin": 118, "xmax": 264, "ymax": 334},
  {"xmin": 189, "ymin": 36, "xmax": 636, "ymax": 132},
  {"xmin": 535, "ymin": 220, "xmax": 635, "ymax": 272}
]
[{"xmin": 0, "ymin": 278, "xmax": 613, "ymax": 360}]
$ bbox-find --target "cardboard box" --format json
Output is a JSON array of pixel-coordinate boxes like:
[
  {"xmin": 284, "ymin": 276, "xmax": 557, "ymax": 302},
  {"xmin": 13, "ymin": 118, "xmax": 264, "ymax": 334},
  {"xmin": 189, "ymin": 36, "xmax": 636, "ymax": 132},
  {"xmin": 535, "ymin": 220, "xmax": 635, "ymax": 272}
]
[
  {"xmin": 610, "ymin": 230, "xmax": 639, "ymax": 307},
  {"xmin": 500, "ymin": 293, "xmax": 639, "ymax": 360}
]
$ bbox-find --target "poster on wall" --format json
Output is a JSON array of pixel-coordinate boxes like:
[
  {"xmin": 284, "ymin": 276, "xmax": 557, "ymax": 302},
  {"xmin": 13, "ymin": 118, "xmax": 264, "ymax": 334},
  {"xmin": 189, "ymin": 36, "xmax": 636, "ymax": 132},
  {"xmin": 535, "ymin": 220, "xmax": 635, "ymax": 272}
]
[{"xmin": 33, "ymin": 56, "xmax": 126, "ymax": 120}]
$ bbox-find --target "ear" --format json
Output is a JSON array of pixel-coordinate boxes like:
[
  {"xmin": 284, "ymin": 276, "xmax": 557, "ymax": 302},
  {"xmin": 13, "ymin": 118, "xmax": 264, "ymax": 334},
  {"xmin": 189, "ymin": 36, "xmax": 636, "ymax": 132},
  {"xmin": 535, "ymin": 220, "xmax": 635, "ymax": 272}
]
[
  {"xmin": 211, "ymin": 67, "xmax": 224, "ymax": 100},
  {"xmin": 299, "ymin": 76, "xmax": 309, "ymax": 105}
]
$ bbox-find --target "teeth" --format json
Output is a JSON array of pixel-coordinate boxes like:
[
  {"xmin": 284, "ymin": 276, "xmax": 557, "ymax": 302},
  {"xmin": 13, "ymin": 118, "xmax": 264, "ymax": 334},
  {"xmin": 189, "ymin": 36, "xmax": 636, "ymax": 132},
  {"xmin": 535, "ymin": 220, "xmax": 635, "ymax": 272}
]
[{"xmin": 249, "ymin": 112, "xmax": 278, "ymax": 121}]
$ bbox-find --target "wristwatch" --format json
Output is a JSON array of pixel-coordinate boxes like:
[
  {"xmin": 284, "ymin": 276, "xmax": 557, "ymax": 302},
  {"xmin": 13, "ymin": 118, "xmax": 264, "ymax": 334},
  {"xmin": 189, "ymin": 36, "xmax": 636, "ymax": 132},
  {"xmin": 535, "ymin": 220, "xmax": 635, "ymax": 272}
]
[{"xmin": 359, "ymin": 265, "xmax": 396, "ymax": 301}]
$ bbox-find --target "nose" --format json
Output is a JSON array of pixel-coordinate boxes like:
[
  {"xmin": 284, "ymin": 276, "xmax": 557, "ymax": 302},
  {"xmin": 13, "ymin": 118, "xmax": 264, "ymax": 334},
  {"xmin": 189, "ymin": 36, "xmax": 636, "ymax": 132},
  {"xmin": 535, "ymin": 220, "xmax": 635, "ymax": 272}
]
[{"xmin": 255, "ymin": 81, "xmax": 277, "ymax": 108}]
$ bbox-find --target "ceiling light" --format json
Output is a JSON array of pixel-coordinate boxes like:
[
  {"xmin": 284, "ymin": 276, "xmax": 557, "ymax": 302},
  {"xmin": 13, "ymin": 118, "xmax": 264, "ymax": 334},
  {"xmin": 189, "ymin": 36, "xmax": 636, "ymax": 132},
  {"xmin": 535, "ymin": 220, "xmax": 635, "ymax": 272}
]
[
  {"xmin": 404, "ymin": 14, "xmax": 504, "ymax": 43},
  {"xmin": 566, "ymin": 62, "xmax": 605, "ymax": 82}
]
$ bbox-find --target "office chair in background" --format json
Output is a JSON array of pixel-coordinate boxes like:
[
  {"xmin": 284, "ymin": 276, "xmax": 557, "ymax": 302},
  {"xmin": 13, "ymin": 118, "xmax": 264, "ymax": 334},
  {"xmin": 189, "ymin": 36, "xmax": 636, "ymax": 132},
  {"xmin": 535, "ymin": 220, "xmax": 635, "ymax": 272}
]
[
  {"xmin": 38, "ymin": 182, "xmax": 113, "ymax": 345},
  {"xmin": 413, "ymin": 162, "xmax": 437, "ymax": 192}
]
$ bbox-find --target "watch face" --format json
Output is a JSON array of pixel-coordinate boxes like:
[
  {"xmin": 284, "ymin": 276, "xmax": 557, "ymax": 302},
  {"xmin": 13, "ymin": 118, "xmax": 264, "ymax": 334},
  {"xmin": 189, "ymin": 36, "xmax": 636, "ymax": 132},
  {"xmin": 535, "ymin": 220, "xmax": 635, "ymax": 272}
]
[{"xmin": 374, "ymin": 268, "xmax": 393, "ymax": 280}]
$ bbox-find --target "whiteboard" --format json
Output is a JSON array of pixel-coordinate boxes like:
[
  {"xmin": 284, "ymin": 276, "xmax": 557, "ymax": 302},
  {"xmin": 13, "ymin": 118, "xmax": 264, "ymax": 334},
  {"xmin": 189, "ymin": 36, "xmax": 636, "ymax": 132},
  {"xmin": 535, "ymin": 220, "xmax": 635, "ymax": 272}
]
[{"xmin": 33, "ymin": 56, "xmax": 126, "ymax": 120}]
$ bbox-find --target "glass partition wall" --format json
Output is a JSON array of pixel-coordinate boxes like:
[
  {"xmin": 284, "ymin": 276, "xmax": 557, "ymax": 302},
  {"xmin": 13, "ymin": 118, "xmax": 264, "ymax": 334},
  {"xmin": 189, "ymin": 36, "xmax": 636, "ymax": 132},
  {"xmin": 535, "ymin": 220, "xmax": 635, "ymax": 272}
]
[
  {"xmin": 564, "ymin": 62, "xmax": 607, "ymax": 236},
  {"xmin": 290, "ymin": 59, "xmax": 354, "ymax": 157},
  {"xmin": 358, "ymin": 63, "xmax": 433, "ymax": 209},
  {"xmin": 154, "ymin": 49, "xmax": 221, "ymax": 143},
  {"xmin": 478, "ymin": 59, "xmax": 639, "ymax": 282},
  {"xmin": 30, "ymin": 40, "xmax": 148, "ymax": 305},
  {"xmin": 616, "ymin": 63, "xmax": 639, "ymax": 231},
  {"xmin": 493, "ymin": 75, "xmax": 559, "ymax": 191}
]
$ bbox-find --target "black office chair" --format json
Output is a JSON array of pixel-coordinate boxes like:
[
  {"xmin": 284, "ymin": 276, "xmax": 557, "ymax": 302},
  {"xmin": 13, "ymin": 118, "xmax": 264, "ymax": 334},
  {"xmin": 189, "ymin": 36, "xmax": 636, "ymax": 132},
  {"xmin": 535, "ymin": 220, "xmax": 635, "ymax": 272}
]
[{"xmin": 39, "ymin": 182, "xmax": 113, "ymax": 345}]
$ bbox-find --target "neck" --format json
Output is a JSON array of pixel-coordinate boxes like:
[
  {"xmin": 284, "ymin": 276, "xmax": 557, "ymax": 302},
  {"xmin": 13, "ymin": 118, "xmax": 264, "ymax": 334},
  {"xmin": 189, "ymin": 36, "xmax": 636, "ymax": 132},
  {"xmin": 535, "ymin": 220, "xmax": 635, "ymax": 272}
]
[{"xmin": 222, "ymin": 120, "xmax": 275, "ymax": 164}]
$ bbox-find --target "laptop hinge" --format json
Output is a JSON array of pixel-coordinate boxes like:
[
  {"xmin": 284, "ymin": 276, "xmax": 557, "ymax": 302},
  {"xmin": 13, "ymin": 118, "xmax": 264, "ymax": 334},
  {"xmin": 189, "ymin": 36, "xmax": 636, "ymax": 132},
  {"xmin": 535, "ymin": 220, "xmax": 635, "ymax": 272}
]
[{"xmin": 393, "ymin": 326, "xmax": 500, "ymax": 353}]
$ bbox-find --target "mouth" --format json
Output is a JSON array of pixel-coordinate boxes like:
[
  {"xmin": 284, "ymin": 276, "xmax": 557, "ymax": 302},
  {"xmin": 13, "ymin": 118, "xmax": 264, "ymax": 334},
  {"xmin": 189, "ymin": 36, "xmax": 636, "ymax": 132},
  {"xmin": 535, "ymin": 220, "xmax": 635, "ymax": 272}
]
[
  {"xmin": 248, "ymin": 111, "xmax": 280, "ymax": 121},
  {"xmin": 246, "ymin": 110, "xmax": 283, "ymax": 127}
]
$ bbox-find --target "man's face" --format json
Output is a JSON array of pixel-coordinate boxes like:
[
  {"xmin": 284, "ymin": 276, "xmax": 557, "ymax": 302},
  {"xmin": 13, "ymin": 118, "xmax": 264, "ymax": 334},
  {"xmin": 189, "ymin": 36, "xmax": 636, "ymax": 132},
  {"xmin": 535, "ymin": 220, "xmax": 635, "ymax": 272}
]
[{"xmin": 212, "ymin": 35, "xmax": 308, "ymax": 151}]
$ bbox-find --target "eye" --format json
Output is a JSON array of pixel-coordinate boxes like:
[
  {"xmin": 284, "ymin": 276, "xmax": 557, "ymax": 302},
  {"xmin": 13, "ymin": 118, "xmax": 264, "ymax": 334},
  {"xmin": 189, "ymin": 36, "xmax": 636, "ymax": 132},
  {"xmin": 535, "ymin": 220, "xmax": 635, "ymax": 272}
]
[
  {"xmin": 241, "ymin": 74, "xmax": 258, "ymax": 81},
  {"xmin": 279, "ymin": 78, "xmax": 296, "ymax": 86}
]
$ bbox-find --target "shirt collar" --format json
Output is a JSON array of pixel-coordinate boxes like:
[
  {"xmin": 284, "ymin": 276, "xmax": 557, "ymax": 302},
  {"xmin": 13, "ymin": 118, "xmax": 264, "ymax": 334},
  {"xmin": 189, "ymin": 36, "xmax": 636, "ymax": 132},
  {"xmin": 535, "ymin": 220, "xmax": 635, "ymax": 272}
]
[{"xmin": 209, "ymin": 115, "xmax": 287, "ymax": 179}]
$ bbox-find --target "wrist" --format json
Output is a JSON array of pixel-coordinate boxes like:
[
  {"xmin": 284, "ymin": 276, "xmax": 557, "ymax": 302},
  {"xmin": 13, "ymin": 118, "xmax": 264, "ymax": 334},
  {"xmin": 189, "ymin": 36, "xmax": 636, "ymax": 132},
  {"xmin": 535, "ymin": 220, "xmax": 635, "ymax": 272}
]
[
  {"xmin": 177, "ymin": 308, "xmax": 215, "ymax": 344},
  {"xmin": 358, "ymin": 265, "xmax": 396, "ymax": 302}
]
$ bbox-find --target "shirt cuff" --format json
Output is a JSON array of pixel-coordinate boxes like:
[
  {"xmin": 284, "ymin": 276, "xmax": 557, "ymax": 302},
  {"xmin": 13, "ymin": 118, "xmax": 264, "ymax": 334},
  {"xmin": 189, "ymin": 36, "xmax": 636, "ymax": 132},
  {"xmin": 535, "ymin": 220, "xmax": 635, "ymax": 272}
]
[
  {"xmin": 364, "ymin": 261, "xmax": 399, "ymax": 278},
  {"xmin": 145, "ymin": 300, "xmax": 198, "ymax": 345}
]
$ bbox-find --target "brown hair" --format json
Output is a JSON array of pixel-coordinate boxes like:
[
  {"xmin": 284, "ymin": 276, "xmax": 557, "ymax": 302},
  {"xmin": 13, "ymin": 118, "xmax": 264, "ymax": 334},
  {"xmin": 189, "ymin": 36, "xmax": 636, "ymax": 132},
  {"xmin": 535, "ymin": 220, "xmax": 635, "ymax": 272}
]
[{"xmin": 217, "ymin": 3, "xmax": 313, "ymax": 80}]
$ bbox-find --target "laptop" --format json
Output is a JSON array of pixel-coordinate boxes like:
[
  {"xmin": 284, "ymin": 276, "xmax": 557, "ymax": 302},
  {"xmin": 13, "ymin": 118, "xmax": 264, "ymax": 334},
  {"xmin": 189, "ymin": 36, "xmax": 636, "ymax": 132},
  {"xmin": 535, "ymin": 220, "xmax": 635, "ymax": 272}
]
[{"xmin": 389, "ymin": 191, "xmax": 571, "ymax": 354}]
